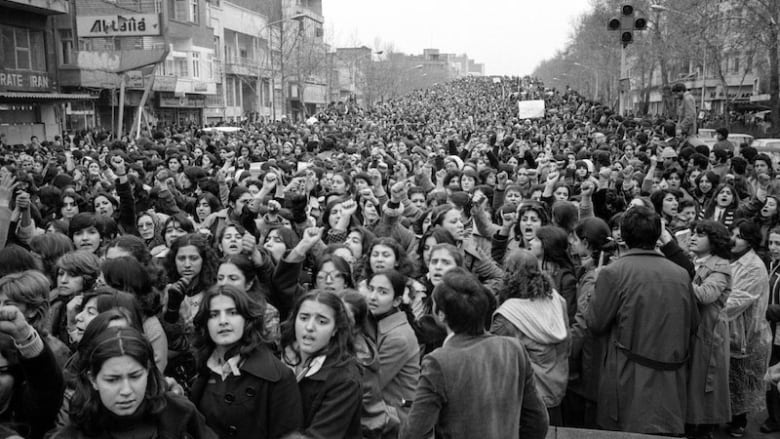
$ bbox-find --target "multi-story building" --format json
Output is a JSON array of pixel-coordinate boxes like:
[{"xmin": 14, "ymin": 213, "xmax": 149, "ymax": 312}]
[
  {"xmin": 53, "ymin": 0, "xmax": 218, "ymax": 132},
  {"xmin": 0, "ymin": 0, "xmax": 89, "ymax": 143},
  {"xmin": 328, "ymin": 46, "xmax": 370, "ymax": 106}
]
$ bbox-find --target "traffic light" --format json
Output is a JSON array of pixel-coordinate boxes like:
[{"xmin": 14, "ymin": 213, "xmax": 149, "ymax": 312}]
[{"xmin": 607, "ymin": 4, "xmax": 648, "ymax": 47}]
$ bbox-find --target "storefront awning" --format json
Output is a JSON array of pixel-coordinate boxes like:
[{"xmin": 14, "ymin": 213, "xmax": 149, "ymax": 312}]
[{"xmin": 0, "ymin": 92, "xmax": 97, "ymax": 100}]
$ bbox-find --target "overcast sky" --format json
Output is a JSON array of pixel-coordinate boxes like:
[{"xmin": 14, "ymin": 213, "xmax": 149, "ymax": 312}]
[{"xmin": 323, "ymin": 0, "xmax": 594, "ymax": 76}]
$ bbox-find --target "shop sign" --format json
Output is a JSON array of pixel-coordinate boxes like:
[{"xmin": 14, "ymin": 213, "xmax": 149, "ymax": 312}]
[
  {"xmin": 0, "ymin": 70, "xmax": 54, "ymax": 91},
  {"xmin": 158, "ymin": 94, "xmax": 205, "ymax": 108},
  {"xmin": 77, "ymin": 14, "xmax": 161, "ymax": 38}
]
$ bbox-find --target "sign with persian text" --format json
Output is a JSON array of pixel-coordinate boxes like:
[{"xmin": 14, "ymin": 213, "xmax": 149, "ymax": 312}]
[{"xmin": 77, "ymin": 14, "xmax": 161, "ymax": 38}]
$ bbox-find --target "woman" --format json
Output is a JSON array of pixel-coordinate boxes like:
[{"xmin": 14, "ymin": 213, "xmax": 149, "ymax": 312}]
[
  {"xmin": 686, "ymin": 220, "xmax": 732, "ymax": 439},
  {"xmin": 217, "ymin": 223, "xmax": 247, "ymax": 257},
  {"xmin": 358, "ymin": 237, "xmax": 416, "ymax": 289},
  {"xmin": 565, "ymin": 217, "xmax": 614, "ymax": 428},
  {"xmin": 492, "ymin": 249, "xmax": 569, "ymax": 425},
  {"xmin": 765, "ymin": 227, "xmax": 780, "ymax": 433},
  {"xmin": 364, "ymin": 270, "xmax": 420, "ymax": 420},
  {"xmin": 53, "ymin": 326, "xmax": 216, "ymax": 438},
  {"xmin": 194, "ymin": 192, "xmax": 222, "ymax": 230},
  {"xmin": 725, "ymin": 219, "xmax": 772, "ymax": 437},
  {"xmin": 152, "ymin": 213, "xmax": 195, "ymax": 259},
  {"xmin": 190, "ymin": 285, "xmax": 303, "ymax": 439},
  {"xmin": 693, "ymin": 172, "xmax": 720, "ymax": 212},
  {"xmin": 48, "ymin": 250, "xmax": 101, "ymax": 347},
  {"xmin": 163, "ymin": 233, "xmax": 219, "ymax": 331},
  {"xmin": 490, "ymin": 200, "xmax": 550, "ymax": 264},
  {"xmin": 281, "ymin": 290, "xmax": 362, "ymax": 438},
  {"xmin": 699, "ymin": 183, "xmax": 739, "ymax": 228},
  {"xmin": 529, "ymin": 225, "xmax": 578, "ymax": 322},
  {"xmin": 136, "ymin": 212, "xmax": 165, "ymax": 252},
  {"xmin": 217, "ymin": 254, "xmax": 280, "ymax": 343},
  {"xmin": 650, "ymin": 189, "xmax": 680, "ymax": 225},
  {"xmin": 0, "ymin": 272, "xmax": 66, "ymax": 439},
  {"xmin": 100, "ymin": 257, "xmax": 167, "ymax": 372}
]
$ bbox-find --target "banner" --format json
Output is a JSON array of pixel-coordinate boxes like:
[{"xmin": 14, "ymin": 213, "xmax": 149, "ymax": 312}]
[{"xmin": 517, "ymin": 100, "xmax": 545, "ymax": 119}]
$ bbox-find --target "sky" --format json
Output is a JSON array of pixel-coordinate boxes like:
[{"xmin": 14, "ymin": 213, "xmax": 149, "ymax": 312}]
[{"xmin": 323, "ymin": 0, "xmax": 594, "ymax": 76}]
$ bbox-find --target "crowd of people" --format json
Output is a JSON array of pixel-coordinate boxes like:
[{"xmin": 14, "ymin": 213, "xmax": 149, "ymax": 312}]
[{"xmin": 0, "ymin": 74, "xmax": 778, "ymax": 438}]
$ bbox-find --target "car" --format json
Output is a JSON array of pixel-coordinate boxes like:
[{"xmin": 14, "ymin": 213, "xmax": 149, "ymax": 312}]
[
  {"xmin": 696, "ymin": 133, "xmax": 754, "ymax": 155},
  {"xmin": 751, "ymin": 138, "xmax": 780, "ymax": 166},
  {"xmin": 698, "ymin": 128, "xmax": 717, "ymax": 138}
]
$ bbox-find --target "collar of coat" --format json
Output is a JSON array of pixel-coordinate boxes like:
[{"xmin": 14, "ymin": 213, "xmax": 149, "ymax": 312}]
[{"xmin": 236, "ymin": 345, "xmax": 286, "ymax": 382}]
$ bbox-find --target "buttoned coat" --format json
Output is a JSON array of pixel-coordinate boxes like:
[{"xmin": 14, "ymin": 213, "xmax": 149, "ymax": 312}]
[{"xmin": 190, "ymin": 346, "xmax": 303, "ymax": 439}]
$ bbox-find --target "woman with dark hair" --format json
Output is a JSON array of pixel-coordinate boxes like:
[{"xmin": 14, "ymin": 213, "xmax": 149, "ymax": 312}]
[
  {"xmin": 724, "ymin": 219, "xmax": 772, "ymax": 437},
  {"xmin": 493, "ymin": 248, "xmax": 569, "ymax": 425},
  {"xmin": 47, "ymin": 250, "xmax": 101, "ymax": 347},
  {"xmin": 358, "ymin": 237, "xmax": 416, "ymax": 288},
  {"xmin": 529, "ymin": 225, "xmax": 577, "ymax": 321},
  {"xmin": 29, "ymin": 232, "xmax": 74, "ymax": 285},
  {"xmin": 190, "ymin": 284, "xmax": 302, "ymax": 439},
  {"xmin": 650, "ymin": 189, "xmax": 681, "ymax": 225},
  {"xmin": 280, "ymin": 290, "xmax": 362, "ymax": 438},
  {"xmin": 489, "ymin": 200, "xmax": 551, "ymax": 263},
  {"xmin": 692, "ymin": 171, "xmax": 720, "ymax": 212},
  {"xmin": 104, "ymin": 234, "xmax": 152, "ymax": 265},
  {"xmin": 685, "ymin": 220, "xmax": 732, "ymax": 438},
  {"xmin": 100, "ymin": 257, "xmax": 167, "ymax": 372},
  {"xmin": 52, "ymin": 327, "xmax": 216, "ymax": 438},
  {"xmin": 57, "ymin": 191, "xmax": 83, "ymax": 221},
  {"xmin": 565, "ymin": 217, "xmax": 616, "ymax": 427},
  {"xmin": 153, "ymin": 213, "xmax": 196, "ymax": 258},
  {"xmin": 194, "ymin": 192, "xmax": 221, "ymax": 229},
  {"xmin": 216, "ymin": 254, "xmax": 280, "ymax": 344},
  {"xmin": 364, "ymin": 270, "xmax": 419, "ymax": 421},
  {"xmin": 313, "ymin": 254, "xmax": 355, "ymax": 293},
  {"xmin": 68, "ymin": 213, "xmax": 112, "ymax": 254},
  {"xmin": 699, "ymin": 183, "xmax": 739, "ymax": 228},
  {"xmin": 163, "ymin": 233, "xmax": 219, "ymax": 331}
]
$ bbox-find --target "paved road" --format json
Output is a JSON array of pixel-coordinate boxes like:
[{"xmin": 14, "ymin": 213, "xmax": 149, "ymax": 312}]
[{"xmin": 712, "ymin": 411, "xmax": 779, "ymax": 438}]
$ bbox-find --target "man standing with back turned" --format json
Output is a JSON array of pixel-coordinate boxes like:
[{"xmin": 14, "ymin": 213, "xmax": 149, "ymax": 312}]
[
  {"xmin": 586, "ymin": 206, "xmax": 698, "ymax": 435},
  {"xmin": 400, "ymin": 267, "xmax": 549, "ymax": 439}
]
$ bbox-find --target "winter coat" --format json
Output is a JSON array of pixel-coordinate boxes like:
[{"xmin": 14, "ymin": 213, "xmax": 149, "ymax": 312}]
[
  {"xmin": 491, "ymin": 292, "xmax": 570, "ymax": 408},
  {"xmin": 686, "ymin": 255, "xmax": 731, "ymax": 424},
  {"xmin": 375, "ymin": 311, "xmax": 419, "ymax": 417},
  {"xmin": 190, "ymin": 346, "xmax": 303, "ymax": 439},
  {"xmin": 298, "ymin": 355, "xmax": 363, "ymax": 439},
  {"xmin": 586, "ymin": 249, "xmax": 698, "ymax": 435}
]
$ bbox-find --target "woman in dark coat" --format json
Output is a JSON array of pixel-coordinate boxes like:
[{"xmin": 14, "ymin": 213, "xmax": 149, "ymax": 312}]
[
  {"xmin": 52, "ymin": 326, "xmax": 215, "ymax": 439},
  {"xmin": 281, "ymin": 290, "xmax": 362, "ymax": 439},
  {"xmin": 190, "ymin": 284, "xmax": 302, "ymax": 439}
]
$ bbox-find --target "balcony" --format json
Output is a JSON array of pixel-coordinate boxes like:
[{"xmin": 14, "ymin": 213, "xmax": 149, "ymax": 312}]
[
  {"xmin": 1, "ymin": 0, "xmax": 68, "ymax": 14},
  {"xmin": 224, "ymin": 56, "xmax": 262, "ymax": 77}
]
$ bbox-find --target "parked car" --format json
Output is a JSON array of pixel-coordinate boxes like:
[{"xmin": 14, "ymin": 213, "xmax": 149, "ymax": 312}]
[{"xmin": 751, "ymin": 138, "xmax": 780, "ymax": 167}]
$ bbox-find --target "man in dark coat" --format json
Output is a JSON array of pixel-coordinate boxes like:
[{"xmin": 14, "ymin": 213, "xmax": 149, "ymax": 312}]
[{"xmin": 586, "ymin": 206, "xmax": 699, "ymax": 435}]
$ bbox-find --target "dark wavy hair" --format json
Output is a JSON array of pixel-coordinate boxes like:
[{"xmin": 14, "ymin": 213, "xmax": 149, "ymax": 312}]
[
  {"xmin": 500, "ymin": 249, "xmax": 555, "ymax": 303},
  {"xmin": 693, "ymin": 220, "xmax": 732, "ymax": 259},
  {"xmin": 100, "ymin": 257, "xmax": 162, "ymax": 317},
  {"xmin": 280, "ymin": 290, "xmax": 355, "ymax": 366},
  {"xmin": 731, "ymin": 218, "xmax": 763, "ymax": 251},
  {"xmin": 418, "ymin": 227, "xmax": 458, "ymax": 270},
  {"xmin": 367, "ymin": 269, "xmax": 407, "ymax": 300},
  {"xmin": 69, "ymin": 327, "xmax": 166, "ymax": 436},
  {"xmin": 535, "ymin": 225, "xmax": 575, "ymax": 272},
  {"xmin": 219, "ymin": 253, "xmax": 267, "ymax": 302},
  {"xmin": 513, "ymin": 201, "xmax": 550, "ymax": 243},
  {"xmin": 164, "ymin": 233, "xmax": 219, "ymax": 288},
  {"xmin": 192, "ymin": 284, "xmax": 270, "ymax": 368},
  {"xmin": 574, "ymin": 217, "xmax": 617, "ymax": 265},
  {"xmin": 29, "ymin": 232, "xmax": 74, "ymax": 284},
  {"xmin": 362, "ymin": 237, "xmax": 416, "ymax": 280},
  {"xmin": 105, "ymin": 234, "xmax": 152, "ymax": 265},
  {"xmin": 56, "ymin": 250, "xmax": 101, "ymax": 293}
]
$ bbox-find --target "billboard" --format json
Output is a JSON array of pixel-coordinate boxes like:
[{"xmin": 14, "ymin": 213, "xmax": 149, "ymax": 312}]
[{"xmin": 77, "ymin": 14, "xmax": 161, "ymax": 38}]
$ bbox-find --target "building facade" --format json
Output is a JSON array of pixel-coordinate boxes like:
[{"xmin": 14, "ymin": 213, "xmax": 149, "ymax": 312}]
[{"xmin": 0, "ymin": 0, "xmax": 91, "ymax": 144}]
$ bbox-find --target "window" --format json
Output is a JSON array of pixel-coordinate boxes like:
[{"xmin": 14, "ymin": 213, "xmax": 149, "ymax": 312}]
[
  {"xmin": 175, "ymin": 57, "xmax": 188, "ymax": 77},
  {"xmin": 59, "ymin": 29, "xmax": 73, "ymax": 64},
  {"xmin": 170, "ymin": 0, "xmax": 189, "ymax": 22},
  {"xmin": 192, "ymin": 52, "xmax": 200, "ymax": 78},
  {"xmin": 746, "ymin": 51, "xmax": 754, "ymax": 74},
  {"xmin": 190, "ymin": 0, "xmax": 199, "ymax": 23},
  {"xmin": 0, "ymin": 25, "xmax": 45, "ymax": 71}
]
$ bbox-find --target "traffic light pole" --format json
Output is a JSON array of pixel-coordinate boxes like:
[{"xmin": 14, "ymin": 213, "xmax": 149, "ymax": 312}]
[{"xmin": 619, "ymin": 45, "xmax": 627, "ymax": 115}]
